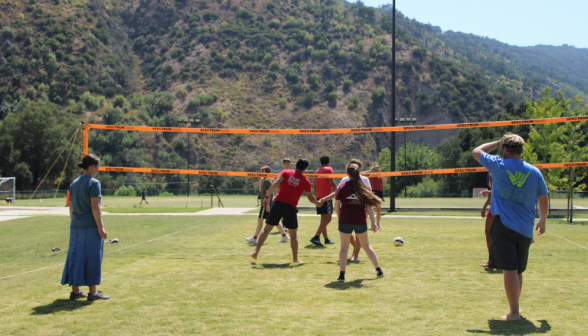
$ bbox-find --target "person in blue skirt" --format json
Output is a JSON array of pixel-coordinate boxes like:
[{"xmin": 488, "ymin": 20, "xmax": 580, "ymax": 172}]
[{"xmin": 62, "ymin": 154, "xmax": 111, "ymax": 301}]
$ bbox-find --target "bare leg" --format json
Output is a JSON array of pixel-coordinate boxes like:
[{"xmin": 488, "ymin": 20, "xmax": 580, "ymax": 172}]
[
  {"xmin": 89, "ymin": 285, "xmax": 97, "ymax": 295},
  {"xmin": 277, "ymin": 222, "xmax": 287, "ymax": 236},
  {"xmin": 351, "ymin": 234, "xmax": 361, "ymax": 261},
  {"xmin": 481, "ymin": 215, "xmax": 493, "ymax": 267},
  {"xmin": 502, "ymin": 270, "xmax": 522, "ymax": 321},
  {"xmin": 356, "ymin": 232, "xmax": 380, "ymax": 269},
  {"xmin": 72, "ymin": 285, "xmax": 81, "ymax": 293},
  {"xmin": 339, "ymin": 232, "xmax": 352, "ymax": 271},
  {"xmin": 315, "ymin": 214, "xmax": 332, "ymax": 240},
  {"xmin": 254, "ymin": 218, "xmax": 264, "ymax": 238},
  {"xmin": 252, "ymin": 225, "xmax": 274, "ymax": 259},
  {"xmin": 289, "ymin": 229, "xmax": 302, "ymax": 263}
]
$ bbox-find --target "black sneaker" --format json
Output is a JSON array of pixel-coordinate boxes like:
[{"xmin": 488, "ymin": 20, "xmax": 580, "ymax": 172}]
[
  {"xmin": 310, "ymin": 237, "xmax": 324, "ymax": 247},
  {"xmin": 87, "ymin": 291, "xmax": 111, "ymax": 301},
  {"xmin": 376, "ymin": 268, "xmax": 385, "ymax": 278},
  {"xmin": 69, "ymin": 291, "xmax": 88, "ymax": 300},
  {"xmin": 324, "ymin": 239, "xmax": 336, "ymax": 245},
  {"xmin": 337, "ymin": 276, "xmax": 345, "ymax": 282}
]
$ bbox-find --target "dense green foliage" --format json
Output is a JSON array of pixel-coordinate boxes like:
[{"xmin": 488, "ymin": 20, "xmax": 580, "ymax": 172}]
[{"xmin": 0, "ymin": 0, "xmax": 587, "ymax": 192}]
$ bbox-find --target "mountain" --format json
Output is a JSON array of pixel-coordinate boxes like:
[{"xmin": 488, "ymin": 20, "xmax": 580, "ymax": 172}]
[{"xmin": 0, "ymin": 0, "xmax": 586, "ymax": 191}]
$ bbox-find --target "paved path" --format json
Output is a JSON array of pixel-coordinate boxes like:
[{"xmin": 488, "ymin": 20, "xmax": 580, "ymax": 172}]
[{"xmin": 0, "ymin": 216, "xmax": 31, "ymax": 222}]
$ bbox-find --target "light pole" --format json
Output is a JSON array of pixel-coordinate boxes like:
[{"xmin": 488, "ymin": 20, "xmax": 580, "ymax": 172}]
[{"xmin": 388, "ymin": 0, "xmax": 397, "ymax": 212}]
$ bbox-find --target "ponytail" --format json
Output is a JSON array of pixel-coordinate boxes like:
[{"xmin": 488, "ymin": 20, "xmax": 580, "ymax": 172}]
[
  {"xmin": 347, "ymin": 164, "xmax": 382, "ymax": 207},
  {"xmin": 77, "ymin": 154, "xmax": 100, "ymax": 170}
]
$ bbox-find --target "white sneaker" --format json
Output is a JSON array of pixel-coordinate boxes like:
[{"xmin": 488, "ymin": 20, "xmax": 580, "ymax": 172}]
[
  {"xmin": 245, "ymin": 237, "xmax": 257, "ymax": 244},
  {"xmin": 278, "ymin": 235, "xmax": 290, "ymax": 243}
]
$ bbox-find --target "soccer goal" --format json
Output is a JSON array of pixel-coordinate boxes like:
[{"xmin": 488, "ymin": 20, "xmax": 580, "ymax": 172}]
[{"xmin": 0, "ymin": 177, "xmax": 16, "ymax": 204}]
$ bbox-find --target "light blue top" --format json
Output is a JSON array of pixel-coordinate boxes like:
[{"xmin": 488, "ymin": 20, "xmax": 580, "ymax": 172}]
[
  {"xmin": 480, "ymin": 153, "xmax": 548, "ymax": 238},
  {"xmin": 69, "ymin": 175, "xmax": 102, "ymax": 229}
]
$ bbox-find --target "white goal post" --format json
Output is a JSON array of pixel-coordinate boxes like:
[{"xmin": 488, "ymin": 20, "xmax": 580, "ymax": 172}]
[{"xmin": 0, "ymin": 177, "xmax": 16, "ymax": 204}]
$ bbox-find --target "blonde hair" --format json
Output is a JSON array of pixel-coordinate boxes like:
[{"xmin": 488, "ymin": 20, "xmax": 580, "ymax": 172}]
[{"xmin": 500, "ymin": 133, "xmax": 525, "ymax": 154}]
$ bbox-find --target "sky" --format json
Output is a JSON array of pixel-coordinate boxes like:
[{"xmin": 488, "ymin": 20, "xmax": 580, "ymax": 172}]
[{"xmin": 352, "ymin": 0, "xmax": 588, "ymax": 49}]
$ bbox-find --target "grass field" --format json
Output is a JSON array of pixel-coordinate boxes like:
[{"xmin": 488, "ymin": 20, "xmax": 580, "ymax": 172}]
[
  {"xmin": 7, "ymin": 195, "xmax": 588, "ymax": 210},
  {"xmin": 1, "ymin": 214, "xmax": 587, "ymax": 335}
]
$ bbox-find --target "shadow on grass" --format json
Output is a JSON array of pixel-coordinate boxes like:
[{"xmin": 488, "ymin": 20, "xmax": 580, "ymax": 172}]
[
  {"xmin": 31, "ymin": 299, "xmax": 93, "ymax": 315},
  {"xmin": 324, "ymin": 278, "xmax": 374, "ymax": 290},
  {"xmin": 304, "ymin": 244, "xmax": 325, "ymax": 249},
  {"xmin": 467, "ymin": 318, "xmax": 550, "ymax": 335},
  {"xmin": 253, "ymin": 263, "xmax": 305, "ymax": 269},
  {"xmin": 483, "ymin": 267, "xmax": 502, "ymax": 274}
]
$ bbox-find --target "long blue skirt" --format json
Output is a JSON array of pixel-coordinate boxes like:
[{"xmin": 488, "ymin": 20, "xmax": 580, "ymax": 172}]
[{"xmin": 61, "ymin": 228, "xmax": 104, "ymax": 287}]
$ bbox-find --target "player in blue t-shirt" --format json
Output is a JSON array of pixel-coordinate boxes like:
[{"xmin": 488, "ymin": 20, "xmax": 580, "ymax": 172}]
[{"xmin": 473, "ymin": 133, "xmax": 548, "ymax": 321}]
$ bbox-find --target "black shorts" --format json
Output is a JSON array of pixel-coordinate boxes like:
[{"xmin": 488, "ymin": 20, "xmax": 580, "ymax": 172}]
[
  {"xmin": 316, "ymin": 200, "xmax": 333, "ymax": 215},
  {"xmin": 373, "ymin": 190, "xmax": 384, "ymax": 202},
  {"xmin": 339, "ymin": 224, "xmax": 368, "ymax": 234},
  {"xmin": 489, "ymin": 216, "xmax": 532, "ymax": 274},
  {"xmin": 266, "ymin": 201, "xmax": 298, "ymax": 230},
  {"xmin": 258, "ymin": 206, "xmax": 269, "ymax": 219}
]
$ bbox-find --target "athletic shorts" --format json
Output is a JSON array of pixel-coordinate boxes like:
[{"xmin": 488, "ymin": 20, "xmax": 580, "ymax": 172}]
[
  {"xmin": 373, "ymin": 190, "xmax": 384, "ymax": 202},
  {"xmin": 316, "ymin": 200, "xmax": 333, "ymax": 215},
  {"xmin": 339, "ymin": 224, "xmax": 368, "ymax": 234},
  {"xmin": 266, "ymin": 201, "xmax": 298, "ymax": 230},
  {"xmin": 258, "ymin": 206, "xmax": 269, "ymax": 219},
  {"xmin": 489, "ymin": 216, "xmax": 532, "ymax": 274}
]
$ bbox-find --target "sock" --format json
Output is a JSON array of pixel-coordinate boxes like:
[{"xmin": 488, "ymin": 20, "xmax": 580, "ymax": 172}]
[
  {"xmin": 376, "ymin": 267, "xmax": 383, "ymax": 275},
  {"xmin": 282, "ymin": 233, "xmax": 286, "ymax": 237},
  {"xmin": 339, "ymin": 271, "xmax": 345, "ymax": 279},
  {"xmin": 313, "ymin": 235, "xmax": 320, "ymax": 240},
  {"xmin": 253, "ymin": 236, "xmax": 257, "ymax": 239}
]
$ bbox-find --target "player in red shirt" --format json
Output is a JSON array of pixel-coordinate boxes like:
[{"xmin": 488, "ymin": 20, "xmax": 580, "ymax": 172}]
[
  {"xmin": 366, "ymin": 165, "xmax": 387, "ymax": 228},
  {"xmin": 310, "ymin": 156, "xmax": 338, "ymax": 247},
  {"xmin": 335, "ymin": 163, "xmax": 384, "ymax": 282},
  {"xmin": 252, "ymin": 159, "xmax": 323, "ymax": 263}
]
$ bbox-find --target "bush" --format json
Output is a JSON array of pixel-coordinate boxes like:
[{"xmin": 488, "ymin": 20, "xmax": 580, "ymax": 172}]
[
  {"xmin": 113, "ymin": 95, "xmax": 125, "ymax": 108},
  {"xmin": 269, "ymin": 61, "xmax": 279, "ymax": 71},
  {"xmin": 279, "ymin": 98, "xmax": 288, "ymax": 109},
  {"xmin": 406, "ymin": 177, "xmax": 442, "ymax": 197},
  {"xmin": 323, "ymin": 80, "xmax": 336, "ymax": 93},
  {"xmin": 346, "ymin": 96, "xmax": 359, "ymax": 110},
  {"xmin": 343, "ymin": 77, "xmax": 353, "ymax": 91},
  {"xmin": 327, "ymin": 92, "xmax": 338, "ymax": 102},
  {"xmin": 114, "ymin": 185, "xmax": 137, "ymax": 197},
  {"xmin": 404, "ymin": 97, "xmax": 412, "ymax": 110},
  {"xmin": 104, "ymin": 107, "xmax": 124, "ymax": 124},
  {"xmin": 372, "ymin": 87, "xmax": 386, "ymax": 104},
  {"xmin": 203, "ymin": 12, "xmax": 219, "ymax": 21},
  {"xmin": 268, "ymin": 19, "xmax": 280, "ymax": 29},
  {"xmin": 236, "ymin": 9, "xmax": 253, "ymax": 20}
]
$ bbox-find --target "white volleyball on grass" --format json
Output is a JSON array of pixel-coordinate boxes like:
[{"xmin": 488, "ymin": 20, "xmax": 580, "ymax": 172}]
[{"xmin": 394, "ymin": 237, "xmax": 404, "ymax": 247}]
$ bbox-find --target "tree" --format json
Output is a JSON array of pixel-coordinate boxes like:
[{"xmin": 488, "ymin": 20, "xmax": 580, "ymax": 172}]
[
  {"xmin": 0, "ymin": 100, "xmax": 80, "ymax": 189},
  {"xmin": 522, "ymin": 88, "xmax": 588, "ymax": 214}
]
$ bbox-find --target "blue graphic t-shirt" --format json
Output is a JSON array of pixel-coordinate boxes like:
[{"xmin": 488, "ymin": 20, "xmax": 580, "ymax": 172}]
[
  {"xmin": 480, "ymin": 153, "xmax": 548, "ymax": 238},
  {"xmin": 69, "ymin": 175, "xmax": 102, "ymax": 229}
]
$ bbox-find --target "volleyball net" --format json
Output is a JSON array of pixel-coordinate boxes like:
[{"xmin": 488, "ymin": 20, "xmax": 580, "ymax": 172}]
[{"xmin": 81, "ymin": 116, "xmax": 588, "ymax": 179}]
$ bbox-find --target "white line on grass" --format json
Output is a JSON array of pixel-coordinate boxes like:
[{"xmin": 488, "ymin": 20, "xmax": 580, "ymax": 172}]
[
  {"xmin": 0, "ymin": 223, "xmax": 206, "ymax": 281},
  {"xmin": 546, "ymin": 231, "xmax": 588, "ymax": 250}
]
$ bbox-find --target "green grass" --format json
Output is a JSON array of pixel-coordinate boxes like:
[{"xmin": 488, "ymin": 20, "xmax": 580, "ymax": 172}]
[
  {"xmin": 103, "ymin": 207, "xmax": 211, "ymax": 214},
  {"xmin": 1, "ymin": 215, "xmax": 587, "ymax": 335},
  {"xmin": 13, "ymin": 195, "xmax": 588, "ymax": 210}
]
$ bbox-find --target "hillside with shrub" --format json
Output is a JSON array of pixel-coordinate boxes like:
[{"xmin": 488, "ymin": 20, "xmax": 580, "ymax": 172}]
[{"xmin": 0, "ymin": 0, "xmax": 586, "ymax": 194}]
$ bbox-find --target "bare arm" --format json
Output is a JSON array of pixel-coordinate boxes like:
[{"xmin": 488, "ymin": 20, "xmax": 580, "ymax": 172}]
[
  {"xmin": 306, "ymin": 191, "xmax": 322, "ymax": 206},
  {"xmin": 335, "ymin": 199, "xmax": 341, "ymax": 218},
  {"xmin": 536, "ymin": 194, "xmax": 548, "ymax": 235},
  {"xmin": 472, "ymin": 140, "xmax": 501, "ymax": 163},
  {"xmin": 263, "ymin": 176, "xmax": 283, "ymax": 208},
  {"xmin": 329, "ymin": 178, "xmax": 337, "ymax": 191},
  {"xmin": 481, "ymin": 192, "xmax": 491, "ymax": 219},
  {"xmin": 321, "ymin": 191, "xmax": 336, "ymax": 202},
  {"xmin": 91, "ymin": 197, "xmax": 107, "ymax": 239},
  {"xmin": 382, "ymin": 176, "xmax": 387, "ymax": 184},
  {"xmin": 367, "ymin": 205, "xmax": 378, "ymax": 232}
]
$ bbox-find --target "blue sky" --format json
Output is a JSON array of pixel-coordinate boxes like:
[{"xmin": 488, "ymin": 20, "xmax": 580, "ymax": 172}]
[{"xmin": 351, "ymin": 0, "xmax": 588, "ymax": 49}]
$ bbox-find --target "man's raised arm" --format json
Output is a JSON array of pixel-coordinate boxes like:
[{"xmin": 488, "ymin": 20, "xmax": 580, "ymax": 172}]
[{"xmin": 473, "ymin": 140, "xmax": 502, "ymax": 163}]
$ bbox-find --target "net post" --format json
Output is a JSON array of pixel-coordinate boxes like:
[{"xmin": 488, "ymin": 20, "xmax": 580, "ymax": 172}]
[{"xmin": 81, "ymin": 124, "xmax": 89, "ymax": 159}]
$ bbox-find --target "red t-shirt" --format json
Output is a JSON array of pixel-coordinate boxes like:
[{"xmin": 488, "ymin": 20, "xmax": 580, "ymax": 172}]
[
  {"xmin": 369, "ymin": 177, "xmax": 384, "ymax": 191},
  {"xmin": 314, "ymin": 166, "xmax": 334, "ymax": 198},
  {"xmin": 335, "ymin": 181, "xmax": 367, "ymax": 225},
  {"xmin": 274, "ymin": 170, "xmax": 312, "ymax": 207}
]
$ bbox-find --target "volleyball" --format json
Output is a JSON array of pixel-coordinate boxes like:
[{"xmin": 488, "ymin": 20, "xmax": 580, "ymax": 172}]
[{"xmin": 394, "ymin": 237, "xmax": 404, "ymax": 247}]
